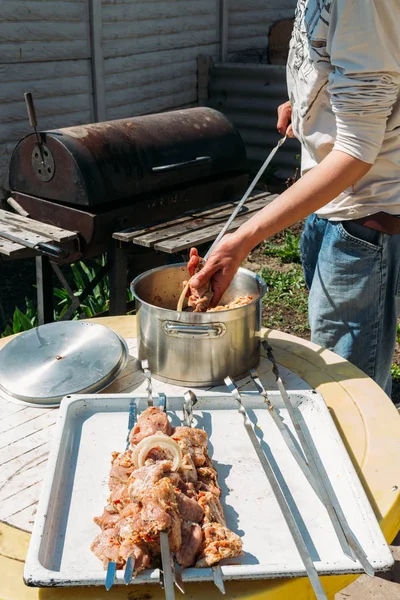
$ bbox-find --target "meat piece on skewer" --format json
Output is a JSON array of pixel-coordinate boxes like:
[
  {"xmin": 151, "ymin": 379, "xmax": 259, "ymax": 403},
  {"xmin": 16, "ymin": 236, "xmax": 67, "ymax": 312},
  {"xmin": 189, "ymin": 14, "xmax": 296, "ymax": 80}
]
[
  {"xmin": 175, "ymin": 521, "xmax": 203, "ymax": 568},
  {"xmin": 129, "ymin": 406, "xmax": 172, "ymax": 445},
  {"xmin": 108, "ymin": 449, "xmax": 136, "ymax": 489},
  {"xmin": 91, "ymin": 528, "xmax": 123, "ymax": 568},
  {"xmin": 198, "ymin": 491, "xmax": 226, "ymax": 526},
  {"xmin": 118, "ymin": 477, "xmax": 182, "ymax": 553},
  {"xmin": 196, "ymin": 466, "xmax": 221, "ymax": 498},
  {"xmin": 173, "ymin": 426, "xmax": 208, "ymax": 467},
  {"xmin": 176, "ymin": 490, "xmax": 204, "ymax": 522},
  {"xmin": 120, "ymin": 540, "xmax": 152, "ymax": 572},
  {"xmin": 128, "ymin": 461, "xmax": 173, "ymax": 500},
  {"xmin": 92, "ymin": 405, "xmax": 243, "ymax": 573},
  {"xmin": 196, "ymin": 522, "xmax": 244, "ymax": 568},
  {"xmin": 94, "ymin": 507, "xmax": 120, "ymax": 530},
  {"xmin": 91, "ymin": 528, "xmax": 152, "ymax": 575}
]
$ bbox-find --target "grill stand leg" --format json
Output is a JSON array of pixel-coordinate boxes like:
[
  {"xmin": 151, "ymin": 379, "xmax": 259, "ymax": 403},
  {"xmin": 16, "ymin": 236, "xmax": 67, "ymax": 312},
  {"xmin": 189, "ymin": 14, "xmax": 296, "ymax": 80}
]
[
  {"xmin": 35, "ymin": 256, "xmax": 53, "ymax": 324},
  {"xmin": 108, "ymin": 241, "xmax": 128, "ymax": 316}
]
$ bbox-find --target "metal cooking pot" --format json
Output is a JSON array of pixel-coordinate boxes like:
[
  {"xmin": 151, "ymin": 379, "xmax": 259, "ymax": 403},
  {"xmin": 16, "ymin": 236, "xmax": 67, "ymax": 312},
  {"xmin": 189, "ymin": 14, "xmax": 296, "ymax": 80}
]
[{"xmin": 131, "ymin": 264, "xmax": 266, "ymax": 386}]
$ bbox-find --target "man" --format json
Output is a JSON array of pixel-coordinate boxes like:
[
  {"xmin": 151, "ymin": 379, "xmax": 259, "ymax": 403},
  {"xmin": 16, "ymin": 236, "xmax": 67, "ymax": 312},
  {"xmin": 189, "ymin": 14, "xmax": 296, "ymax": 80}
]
[{"xmin": 190, "ymin": 0, "xmax": 400, "ymax": 396}]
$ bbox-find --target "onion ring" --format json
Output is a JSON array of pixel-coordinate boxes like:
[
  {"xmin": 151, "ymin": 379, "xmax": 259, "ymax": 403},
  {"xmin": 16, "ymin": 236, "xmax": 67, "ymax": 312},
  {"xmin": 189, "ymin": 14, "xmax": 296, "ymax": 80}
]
[{"xmin": 131, "ymin": 433, "xmax": 182, "ymax": 471}]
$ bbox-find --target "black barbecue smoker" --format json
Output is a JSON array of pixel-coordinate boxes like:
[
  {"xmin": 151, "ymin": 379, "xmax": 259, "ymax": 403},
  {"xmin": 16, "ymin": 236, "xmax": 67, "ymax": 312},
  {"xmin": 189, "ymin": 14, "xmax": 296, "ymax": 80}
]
[{"xmin": 5, "ymin": 103, "xmax": 256, "ymax": 323}]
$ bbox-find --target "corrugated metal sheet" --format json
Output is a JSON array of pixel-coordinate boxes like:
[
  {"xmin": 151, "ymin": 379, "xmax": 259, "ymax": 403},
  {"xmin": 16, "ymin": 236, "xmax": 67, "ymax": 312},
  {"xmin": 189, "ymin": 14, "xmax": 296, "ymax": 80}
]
[
  {"xmin": 208, "ymin": 63, "xmax": 300, "ymax": 179},
  {"xmin": 0, "ymin": 0, "xmax": 93, "ymax": 199},
  {"xmin": 228, "ymin": 0, "xmax": 296, "ymax": 61},
  {"xmin": 102, "ymin": 0, "xmax": 219, "ymax": 120}
]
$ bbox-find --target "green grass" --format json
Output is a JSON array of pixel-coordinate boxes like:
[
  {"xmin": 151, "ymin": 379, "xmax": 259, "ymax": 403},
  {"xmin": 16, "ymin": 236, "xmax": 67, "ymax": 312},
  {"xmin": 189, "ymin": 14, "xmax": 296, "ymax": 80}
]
[
  {"xmin": 0, "ymin": 256, "xmax": 133, "ymax": 337},
  {"xmin": 391, "ymin": 363, "xmax": 400, "ymax": 382},
  {"xmin": 260, "ymin": 266, "xmax": 310, "ymax": 334},
  {"xmin": 264, "ymin": 230, "xmax": 301, "ymax": 264}
]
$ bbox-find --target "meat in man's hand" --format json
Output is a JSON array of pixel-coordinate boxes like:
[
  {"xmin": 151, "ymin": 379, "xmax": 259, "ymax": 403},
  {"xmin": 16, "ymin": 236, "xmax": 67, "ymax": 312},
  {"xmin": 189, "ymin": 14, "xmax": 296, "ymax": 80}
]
[{"xmin": 185, "ymin": 248, "xmax": 214, "ymax": 312}]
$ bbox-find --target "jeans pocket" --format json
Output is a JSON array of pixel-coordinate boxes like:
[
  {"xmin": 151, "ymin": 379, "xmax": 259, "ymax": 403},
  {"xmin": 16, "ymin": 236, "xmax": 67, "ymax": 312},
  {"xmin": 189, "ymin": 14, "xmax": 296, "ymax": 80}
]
[{"xmin": 338, "ymin": 221, "xmax": 383, "ymax": 251}]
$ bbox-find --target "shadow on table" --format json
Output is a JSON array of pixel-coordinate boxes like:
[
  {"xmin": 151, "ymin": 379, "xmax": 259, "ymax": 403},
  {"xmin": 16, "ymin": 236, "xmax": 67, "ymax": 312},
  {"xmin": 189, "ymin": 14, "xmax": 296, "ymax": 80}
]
[
  {"xmin": 376, "ymin": 531, "xmax": 400, "ymax": 584},
  {"xmin": 267, "ymin": 333, "xmax": 400, "ymax": 525}
]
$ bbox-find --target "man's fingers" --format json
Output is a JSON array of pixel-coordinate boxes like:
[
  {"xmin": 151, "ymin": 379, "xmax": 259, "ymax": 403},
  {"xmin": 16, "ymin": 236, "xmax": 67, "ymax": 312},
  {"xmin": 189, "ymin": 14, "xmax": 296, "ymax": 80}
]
[
  {"xmin": 190, "ymin": 264, "xmax": 218, "ymax": 290},
  {"xmin": 277, "ymin": 102, "xmax": 292, "ymax": 136},
  {"xmin": 286, "ymin": 124, "xmax": 296, "ymax": 138},
  {"xmin": 210, "ymin": 278, "xmax": 228, "ymax": 307}
]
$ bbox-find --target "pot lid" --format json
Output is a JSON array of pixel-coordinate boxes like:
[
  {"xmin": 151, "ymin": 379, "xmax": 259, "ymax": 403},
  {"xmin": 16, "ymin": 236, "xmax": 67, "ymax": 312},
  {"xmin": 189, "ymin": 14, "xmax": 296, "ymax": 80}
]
[{"xmin": 0, "ymin": 321, "xmax": 129, "ymax": 406}]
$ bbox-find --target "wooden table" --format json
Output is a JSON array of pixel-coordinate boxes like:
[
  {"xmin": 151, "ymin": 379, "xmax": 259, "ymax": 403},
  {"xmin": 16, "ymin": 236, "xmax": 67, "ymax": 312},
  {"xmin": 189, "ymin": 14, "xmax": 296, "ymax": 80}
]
[{"xmin": 1, "ymin": 315, "xmax": 399, "ymax": 600}]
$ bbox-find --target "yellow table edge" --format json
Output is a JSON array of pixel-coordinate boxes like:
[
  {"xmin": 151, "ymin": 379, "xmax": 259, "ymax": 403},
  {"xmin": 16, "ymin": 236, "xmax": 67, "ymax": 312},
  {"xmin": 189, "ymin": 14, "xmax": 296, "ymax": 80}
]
[{"xmin": 0, "ymin": 315, "xmax": 399, "ymax": 600}]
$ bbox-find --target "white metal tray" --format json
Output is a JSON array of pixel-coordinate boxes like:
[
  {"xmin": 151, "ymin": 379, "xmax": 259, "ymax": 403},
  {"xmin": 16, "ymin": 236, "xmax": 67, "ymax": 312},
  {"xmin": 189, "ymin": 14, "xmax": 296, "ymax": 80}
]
[{"xmin": 24, "ymin": 390, "xmax": 393, "ymax": 587}]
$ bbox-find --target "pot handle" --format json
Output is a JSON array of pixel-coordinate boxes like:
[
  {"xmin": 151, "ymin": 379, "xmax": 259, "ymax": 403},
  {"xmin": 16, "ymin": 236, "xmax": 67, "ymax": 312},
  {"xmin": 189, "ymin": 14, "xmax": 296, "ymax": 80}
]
[{"xmin": 163, "ymin": 322, "xmax": 226, "ymax": 338}]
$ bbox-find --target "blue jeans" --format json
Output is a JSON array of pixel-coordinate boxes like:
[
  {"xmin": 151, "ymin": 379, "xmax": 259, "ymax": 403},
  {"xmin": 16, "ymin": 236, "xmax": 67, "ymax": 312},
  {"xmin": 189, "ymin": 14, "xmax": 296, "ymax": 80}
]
[{"xmin": 300, "ymin": 214, "xmax": 400, "ymax": 397}]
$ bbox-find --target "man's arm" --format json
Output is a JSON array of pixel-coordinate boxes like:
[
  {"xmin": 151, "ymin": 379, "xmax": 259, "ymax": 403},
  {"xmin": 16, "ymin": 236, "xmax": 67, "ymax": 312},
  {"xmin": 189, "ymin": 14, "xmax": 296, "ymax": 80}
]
[{"xmin": 191, "ymin": 149, "xmax": 371, "ymax": 306}]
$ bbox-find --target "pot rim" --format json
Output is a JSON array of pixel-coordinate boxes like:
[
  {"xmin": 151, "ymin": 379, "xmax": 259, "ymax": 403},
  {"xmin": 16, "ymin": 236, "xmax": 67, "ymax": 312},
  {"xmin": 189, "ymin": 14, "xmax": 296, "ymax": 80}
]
[{"xmin": 130, "ymin": 263, "xmax": 266, "ymax": 314}]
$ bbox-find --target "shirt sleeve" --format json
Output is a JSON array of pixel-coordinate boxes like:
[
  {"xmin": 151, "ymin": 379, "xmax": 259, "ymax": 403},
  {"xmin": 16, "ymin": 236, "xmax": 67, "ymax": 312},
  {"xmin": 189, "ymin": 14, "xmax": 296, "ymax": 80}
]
[{"xmin": 327, "ymin": 0, "xmax": 400, "ymax": 164}]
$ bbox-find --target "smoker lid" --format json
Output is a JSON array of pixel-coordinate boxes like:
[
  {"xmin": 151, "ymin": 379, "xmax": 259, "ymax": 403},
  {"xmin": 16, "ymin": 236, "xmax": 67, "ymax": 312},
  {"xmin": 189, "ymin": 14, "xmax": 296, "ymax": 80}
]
[
  {"xmin": 8, "ymin": 107, "xmax": 247, "ymax": 208},
  {"xmin": 0, "ymin": 322, "xmax": 129, "ymax": 407}
]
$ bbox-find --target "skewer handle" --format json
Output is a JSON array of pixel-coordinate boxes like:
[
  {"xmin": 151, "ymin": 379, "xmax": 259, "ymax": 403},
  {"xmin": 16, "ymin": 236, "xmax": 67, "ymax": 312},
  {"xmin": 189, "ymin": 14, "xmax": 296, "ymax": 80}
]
[{"xmin": 24, "ymin": 92, "xmax": 38, "ymax": 128}]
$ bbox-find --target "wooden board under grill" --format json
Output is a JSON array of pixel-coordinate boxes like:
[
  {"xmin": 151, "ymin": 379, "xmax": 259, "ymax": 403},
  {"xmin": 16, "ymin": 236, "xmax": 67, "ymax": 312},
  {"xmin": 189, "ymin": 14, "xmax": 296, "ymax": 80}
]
[
  {"xmin": 0, "ymin": 206, "xmax": 79, "ymax": 259},
  {"xmin": 113, "ymin": 192, "xmax": 277, "ymax": 253}
]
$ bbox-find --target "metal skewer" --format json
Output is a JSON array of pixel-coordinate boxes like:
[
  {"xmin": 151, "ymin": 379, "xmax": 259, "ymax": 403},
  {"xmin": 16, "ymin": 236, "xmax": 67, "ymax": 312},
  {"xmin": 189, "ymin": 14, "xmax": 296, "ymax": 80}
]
[
  {"xmin": 224, "ymin": 376, "xmax": 328, "ymax": 600},
  {"xmin": 204, "ymin": 135, "xmax": 287, "ymax": 260},
  {"xmin": 250, "ymin": 368, "xmax": 353, "ymax": 560},
  {"xmin": 160, "ymin": 531, "xmax": 176, "ymax": 600},
  {"xmin": 156, "ymin": 392, "xmax": 181, "ymax": 598},
  {"xmin": 105, "ymin": 399, "xmax": 137, "ymax": 589},
  {"xmin": 261, "ymin": 340, "xmax": 375, "ymax": 577},
  {"xmin": 105, "ymin": 561, "xmax": 117, "ymax": 591},
  {"xmin": 183, "ymin": 391, "xmax": 226, "ymax": 595},
  {"xmin": 141, "ymin": 359, "xmax": 153, "ymax": 406}
]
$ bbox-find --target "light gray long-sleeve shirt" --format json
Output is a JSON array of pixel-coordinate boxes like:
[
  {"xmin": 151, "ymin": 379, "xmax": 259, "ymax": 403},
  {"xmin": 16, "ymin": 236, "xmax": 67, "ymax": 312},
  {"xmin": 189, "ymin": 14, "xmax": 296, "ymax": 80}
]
[{"xmin": 286, "ymin": 0, "xmax": 400, "ymax": 219}]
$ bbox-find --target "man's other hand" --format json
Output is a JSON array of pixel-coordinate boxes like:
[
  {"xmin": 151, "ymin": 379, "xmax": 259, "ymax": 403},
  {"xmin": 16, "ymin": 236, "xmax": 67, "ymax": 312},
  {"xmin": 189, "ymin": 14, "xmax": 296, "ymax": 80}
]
[{"xmin": 277, "ymin": 101, "xmax": 296, "ymax": 138}]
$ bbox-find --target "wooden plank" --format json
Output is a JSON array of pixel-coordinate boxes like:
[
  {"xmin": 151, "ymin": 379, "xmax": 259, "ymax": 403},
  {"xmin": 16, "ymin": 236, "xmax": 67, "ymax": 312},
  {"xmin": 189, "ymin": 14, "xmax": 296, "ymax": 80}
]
[
  {"xmin": 113, "ymin": 193, "xmax": 275, "ymax": 246},
  {"xmin": 125, "ymin": 195, "xmax": 274, "ymax": 247},
  {"xmin": 103, "ymin": 30, "xmax": 216, "ymax": 60},
  {"xmin": 0, "ymin": 442, "xmax": 50, "ymax": 487},
  {"xmin": 0, "ymin": 110, "xmax": 92, "ymax": 143},
  {"xmin": 0, "ymin": 238, "xmax": 36, "ymax": 258},
  {"xmin": 0, "ymin": 1, "xmax": 86, "ymax": 22},
  {"xmin": 107, "ymin": 74, "xmax": 196, "ymax": 110},
  {"xmin": 105, "ymin": 60, "xmax": 194, "ymax": 93},
  {"xmin": 0, "ymin": 402, "xmax": 27, "ymax": 419},
  {"xmin": 6, "ymin": 501, "xmax": 38, "ymax": 532},
  {"xmin": 113, "ymin": 198, "xmax": 246, "ymax": 243},
  {"xmin": 0, "ymin": 22, "xmax": 88, "ymax": 43},
  {"xmin": 0, "ymin": 209, "xmax": 78, "ymax": 242},
  {"xmin": 154, "ymin": 195, "xmax": 277, "ymax": 253},
  {"xmin": 1, "ymin": 93, "xmax": 91, "ymax": 121},
  {"xmin": 1, "ymin": 480, "xmax": 43, "ymax": 521},
  {"xmin": 0, "ymin": 74, "xmax": 90, "ymax": 104},
  {"xmin": 0, "ymin": 454, "xmax": 48, "ymax": 502},
  {"xmin": 104, "ymin": 44, "xmax": 218, "ymax": 76},
  {"xmin": 106, "ymin": 90, "xmax": 196, "ymax": 120},
  {"xmin": 0, "ymin": 58, "xmax": 90, "ymax": 83},
  {"xmin": 102, "ymin": 0, "xmax": 215, "ymax": 22},
  {"xmin": 0, "ymin": 411, "xmax": 57, "ymax": 451},
  {"xmin": 0, "ymin": 222, "xmax": 68, "ymax": 248},
  {"xmin": 103, "ymin": 15, "xmax": 216, "ymax": 40},
  {"xmin": 0, "ymin": 405, "xmax": 50, "ymax": 436},
  {"xmin": 0, "ymin": 423, "xmax": 56, "ymax": 466}
]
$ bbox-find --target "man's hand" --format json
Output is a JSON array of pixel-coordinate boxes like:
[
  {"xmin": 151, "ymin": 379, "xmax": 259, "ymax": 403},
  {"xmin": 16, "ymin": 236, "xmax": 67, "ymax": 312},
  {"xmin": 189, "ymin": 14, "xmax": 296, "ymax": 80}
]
[
  {"xmin": 277, "ymin": 101, "xmax": 296, "ymax": 138},
  {"xmin": 189, "ymin": 234, "xmax": 245, "ymax": 307}
]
